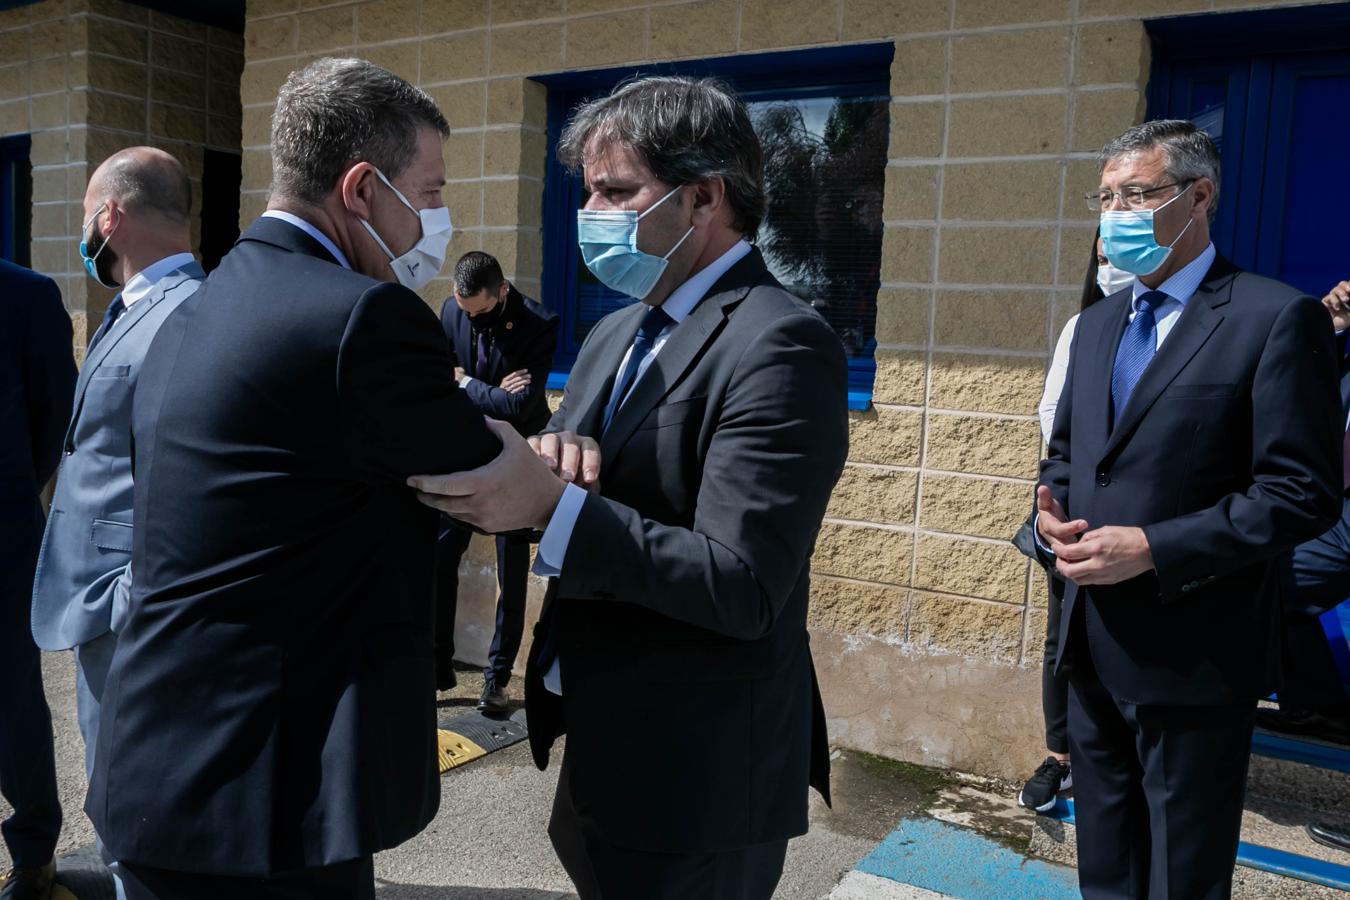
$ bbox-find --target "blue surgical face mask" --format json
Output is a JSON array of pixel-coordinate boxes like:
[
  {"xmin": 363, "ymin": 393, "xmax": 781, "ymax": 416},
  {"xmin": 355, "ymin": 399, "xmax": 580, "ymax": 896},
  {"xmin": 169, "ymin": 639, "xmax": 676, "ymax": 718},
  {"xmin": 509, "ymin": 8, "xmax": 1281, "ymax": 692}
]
[
  {"xmin": 1099, "ymin": 182, "xmax": 1195, "ymax": 276},
  {"xmin": 576, "ymin": 185, "xmax": 695, "ymax": 300},
  {"xmin": 79, "ymin": 203, "xmax": 121, "ymax": 289}
]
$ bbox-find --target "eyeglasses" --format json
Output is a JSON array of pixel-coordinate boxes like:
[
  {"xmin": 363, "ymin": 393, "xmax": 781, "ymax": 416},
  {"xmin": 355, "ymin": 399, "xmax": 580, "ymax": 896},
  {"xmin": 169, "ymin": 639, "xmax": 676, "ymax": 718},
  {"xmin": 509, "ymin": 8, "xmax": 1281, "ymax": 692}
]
[{"xmin": 1085, "ymin": 180, "xmax": 1192, "ymax": 213}]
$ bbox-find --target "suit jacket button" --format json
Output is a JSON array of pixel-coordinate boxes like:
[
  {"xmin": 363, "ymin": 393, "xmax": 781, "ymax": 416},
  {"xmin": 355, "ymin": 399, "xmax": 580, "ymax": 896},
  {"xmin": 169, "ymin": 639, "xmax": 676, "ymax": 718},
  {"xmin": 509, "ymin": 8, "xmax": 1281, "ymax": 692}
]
[{"xmin": 1096, "ymin": 472, "xmax": 1110, "ymax": 486}]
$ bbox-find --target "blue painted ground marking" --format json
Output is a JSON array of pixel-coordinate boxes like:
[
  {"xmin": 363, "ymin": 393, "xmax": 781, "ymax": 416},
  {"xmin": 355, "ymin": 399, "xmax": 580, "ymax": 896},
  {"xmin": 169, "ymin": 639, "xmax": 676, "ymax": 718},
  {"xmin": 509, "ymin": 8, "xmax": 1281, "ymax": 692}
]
[
  {"xmin": 855, "ymin": 818, "xmax": 1079, "ymax": 899},
  {"xmin": 1044, "ymin": 798, "xmax": 1350, "ymax": 891}
]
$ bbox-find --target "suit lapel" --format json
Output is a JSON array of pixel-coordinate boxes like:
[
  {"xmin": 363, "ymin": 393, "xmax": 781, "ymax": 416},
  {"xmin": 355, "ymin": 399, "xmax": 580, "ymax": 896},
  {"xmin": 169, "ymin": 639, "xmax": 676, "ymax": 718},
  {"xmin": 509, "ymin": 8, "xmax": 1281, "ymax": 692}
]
[
  {"xmin": 1085, "ymin": 291, "xmax": 1132, "ymax": 453},
  {"xmin": 599, "ymin": 283, "xmax": 747, "ymax": 467},
  {"xmin": 571, "ymin": 305, "xmax": 644, "ymax": 441},
  {"xmin": 1101, "ymin": 263, "xmax": 1235, "ymax": 459},
  {"xmin": 67, "ymin": 268, "xmax": 199, "ymax": 444}
]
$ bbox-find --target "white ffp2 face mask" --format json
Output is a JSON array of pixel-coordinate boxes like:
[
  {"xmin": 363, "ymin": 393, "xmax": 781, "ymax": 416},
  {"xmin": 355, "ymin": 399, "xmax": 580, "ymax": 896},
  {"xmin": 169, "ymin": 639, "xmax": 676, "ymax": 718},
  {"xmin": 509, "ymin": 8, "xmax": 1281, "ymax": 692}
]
[
  {"xmin": 1096, "ymin": 260, "xmax": 1134, "ymax": 296},
  {"xmin": 359, "ymin": 166, "xmax": 453, "ymax": 292}
]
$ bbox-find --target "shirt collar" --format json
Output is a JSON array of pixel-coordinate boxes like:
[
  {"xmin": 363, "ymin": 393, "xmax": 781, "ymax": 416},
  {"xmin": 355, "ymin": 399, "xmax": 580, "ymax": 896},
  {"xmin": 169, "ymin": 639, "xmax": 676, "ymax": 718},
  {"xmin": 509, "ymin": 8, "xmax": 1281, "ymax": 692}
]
[
  {"xmin": 121, "ymin": 252, "xmax": 197, "ymax": 307},
  {"xmin": 1130, "ymin": 242, "xmax": 1216, "ymax": 312},
  {"xmin": 261, "ymin": 210, "xmax": 352, "ymax": 270},
  {"xmin": 657, "ymin": 239, "xmax": 753, "ymax": 325}
]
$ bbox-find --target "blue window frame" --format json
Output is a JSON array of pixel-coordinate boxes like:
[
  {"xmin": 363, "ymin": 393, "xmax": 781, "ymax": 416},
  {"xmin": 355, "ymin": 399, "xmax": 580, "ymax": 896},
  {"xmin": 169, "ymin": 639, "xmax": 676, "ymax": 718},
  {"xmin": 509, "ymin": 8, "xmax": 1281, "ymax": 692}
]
[
  {"xmin": 0, "ymin": 133, "xmax": 31, "ymax": 266},
  {"xmin": 535, "ymin": 43, "xmax": 894, "ymax": 410}
]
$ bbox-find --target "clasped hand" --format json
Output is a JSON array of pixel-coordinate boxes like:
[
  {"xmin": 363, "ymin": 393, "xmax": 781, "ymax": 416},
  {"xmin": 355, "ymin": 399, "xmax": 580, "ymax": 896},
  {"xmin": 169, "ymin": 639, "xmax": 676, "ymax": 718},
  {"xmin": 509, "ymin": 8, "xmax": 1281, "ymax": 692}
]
[
  {"xmin": 1035, "ymin": 486, "xmax": 1154, "ymax": 585},
  {"xmin": 408, "ymin": 424, "xmax": 602, "ymax": 534}
]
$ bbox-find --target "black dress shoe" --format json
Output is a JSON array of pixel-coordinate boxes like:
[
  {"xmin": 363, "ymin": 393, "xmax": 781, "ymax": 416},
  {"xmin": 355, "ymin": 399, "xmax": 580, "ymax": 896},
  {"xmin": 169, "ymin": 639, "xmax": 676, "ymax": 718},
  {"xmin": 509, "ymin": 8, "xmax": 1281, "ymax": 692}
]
[
  {"xmin": 0, "ymin": 861, "xmax": 55, "ymax": 900},
  {"xmin": 1307, "ymin": 821, "xmax": 1350, "ymax": 853},
  {"xmin": 477, "ymin": 679, "xmax": 509, "ymax": 714},
  {"xmin": 1256, "ymin": 707, "xmax": 1350, "ymax": 746},
  {"xmin": 436, "ymin": 669, "xmax": 457, "ymax": 692}
]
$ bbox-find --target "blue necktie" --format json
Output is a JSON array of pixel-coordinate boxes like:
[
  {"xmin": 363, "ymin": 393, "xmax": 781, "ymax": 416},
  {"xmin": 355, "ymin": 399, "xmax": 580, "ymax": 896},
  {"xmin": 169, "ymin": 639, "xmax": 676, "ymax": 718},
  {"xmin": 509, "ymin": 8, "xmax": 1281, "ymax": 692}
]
[
  {"xmin": 88, "ymin": 295, "xmax": 125, "ymax": 352},
  {"xmin": 602, "ymin": 304, "xmax": 672, "ymax": 433},
  {"xmin": 1111, "ymin": 290, "xmax": 1164, "ymax": 424}
]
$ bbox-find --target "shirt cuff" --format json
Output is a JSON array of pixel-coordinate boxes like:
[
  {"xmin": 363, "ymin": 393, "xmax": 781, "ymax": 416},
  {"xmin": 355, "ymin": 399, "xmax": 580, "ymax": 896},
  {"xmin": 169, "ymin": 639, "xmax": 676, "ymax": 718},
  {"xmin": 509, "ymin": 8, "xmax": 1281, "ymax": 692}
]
[
  {"xmin": 457, "ymin": 374, "xmax": 477, "ymax": 389},
  {"xmin": 531, "ymin": 482, "xmax": 587, "ymax": 578},
  {"xmin": 543, "ymin": 658, "xmax": 562, "ymax": 695},
  {"xmin": 1032, "ymin": 512, "xmax": 1055, "ymax": 558}
]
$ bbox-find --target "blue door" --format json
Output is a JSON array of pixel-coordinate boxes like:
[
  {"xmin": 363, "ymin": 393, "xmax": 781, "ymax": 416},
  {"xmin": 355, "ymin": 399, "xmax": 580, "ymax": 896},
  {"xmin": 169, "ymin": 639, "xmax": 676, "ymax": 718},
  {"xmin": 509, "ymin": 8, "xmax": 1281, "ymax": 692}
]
[{"xmin": 1150, "ymin": 12, "xmax": 1350, "ymax": 298}]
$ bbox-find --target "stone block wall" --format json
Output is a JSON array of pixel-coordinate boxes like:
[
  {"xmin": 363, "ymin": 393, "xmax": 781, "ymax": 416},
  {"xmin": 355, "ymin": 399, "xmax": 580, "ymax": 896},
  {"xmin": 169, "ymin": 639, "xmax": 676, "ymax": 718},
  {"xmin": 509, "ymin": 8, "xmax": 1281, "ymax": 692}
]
[
  {"xmin": 236, "ymin": 0, "xmax": 1335, "ymax": 779},
  {"xmin": 0, "ymin": 0, "xmax": 242, "ymax": 358}
]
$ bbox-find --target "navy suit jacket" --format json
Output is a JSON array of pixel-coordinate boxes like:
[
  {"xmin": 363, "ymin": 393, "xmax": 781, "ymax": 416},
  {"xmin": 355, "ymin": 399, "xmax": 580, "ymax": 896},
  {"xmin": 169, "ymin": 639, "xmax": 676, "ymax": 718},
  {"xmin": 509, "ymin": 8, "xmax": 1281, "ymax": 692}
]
[
  {"xmin": 440, "ymin": 284, "xmax": 558, "ymax": 436},
  {"xmin": 0, "ymin": 258, "xmax": 75, "ymax": 513},
  {"xmin": 1040, "ymin": 255, "xmax": 1342, "ymax": 705},
  {"xmin": 86, "ymin": 217, "xmax": 500, "ymax": 875}
]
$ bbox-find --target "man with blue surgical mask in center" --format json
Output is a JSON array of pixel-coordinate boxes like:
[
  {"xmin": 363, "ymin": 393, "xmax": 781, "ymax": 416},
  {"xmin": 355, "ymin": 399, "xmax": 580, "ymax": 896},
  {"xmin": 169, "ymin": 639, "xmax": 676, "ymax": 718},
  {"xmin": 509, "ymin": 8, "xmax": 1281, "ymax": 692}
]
[{"xmin": 408, "ymin": 75, "xmax": 848, "ymax": 900}]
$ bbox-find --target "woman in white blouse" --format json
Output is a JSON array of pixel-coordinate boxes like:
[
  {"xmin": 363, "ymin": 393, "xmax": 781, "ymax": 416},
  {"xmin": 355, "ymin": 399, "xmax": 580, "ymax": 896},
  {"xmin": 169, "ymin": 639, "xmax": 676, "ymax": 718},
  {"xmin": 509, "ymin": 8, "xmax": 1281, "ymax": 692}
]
[{"xmin": 1018, "ymin": 233, "xmax": 1134, "ymax": 813}]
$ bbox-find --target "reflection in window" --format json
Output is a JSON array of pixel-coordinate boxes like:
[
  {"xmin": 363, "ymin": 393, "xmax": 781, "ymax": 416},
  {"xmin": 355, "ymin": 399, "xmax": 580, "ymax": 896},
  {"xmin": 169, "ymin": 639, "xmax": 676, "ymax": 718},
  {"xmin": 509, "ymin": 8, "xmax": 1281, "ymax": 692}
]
[
  {"xmin": 572, "ymin": 92, "xmax": 888, "ymax": 388},
  {"xmin": 754, "ymin": 95, "xmax": 888, "ymax": 366}
]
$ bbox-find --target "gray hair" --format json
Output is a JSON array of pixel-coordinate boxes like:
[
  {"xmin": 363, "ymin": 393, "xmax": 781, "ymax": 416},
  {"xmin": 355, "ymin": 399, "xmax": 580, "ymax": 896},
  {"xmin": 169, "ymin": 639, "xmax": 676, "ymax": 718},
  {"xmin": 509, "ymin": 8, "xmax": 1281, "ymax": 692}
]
[
  {"xmin": 1098, "ymin": 119, "xmax": 1221, "ymax": 222},
  {"xmin": 557, "ymin": 75, "xmax": 765, "ymax": 238},
  {"xmin": 270, "ymin": 57, "xmax": 449, "ymax": 206},
  {"xmin": 94, "ymin": 146, "xmax": 192, "ymax": 222}
]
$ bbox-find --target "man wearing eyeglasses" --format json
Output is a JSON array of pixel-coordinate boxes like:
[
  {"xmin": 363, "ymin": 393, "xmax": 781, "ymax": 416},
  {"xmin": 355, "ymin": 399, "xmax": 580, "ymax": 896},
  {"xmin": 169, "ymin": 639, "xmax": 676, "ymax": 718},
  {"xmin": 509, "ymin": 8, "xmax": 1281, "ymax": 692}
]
[{"xmin": 1035, "ymin": 120, "xmax": 1342, "ymax": 899}]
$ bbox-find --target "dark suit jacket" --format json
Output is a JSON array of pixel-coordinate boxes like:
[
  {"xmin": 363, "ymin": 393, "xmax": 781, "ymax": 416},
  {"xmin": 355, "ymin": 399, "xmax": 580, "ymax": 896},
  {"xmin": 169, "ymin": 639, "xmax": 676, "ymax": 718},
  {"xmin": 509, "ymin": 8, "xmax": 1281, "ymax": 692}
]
[
  {"xmin": 440, "ymin": 284, "xmax": 558, "ymax": 436},
  {"xmin": 1040, "ymin": 254, "xmax": 1342, "ymax": 706},
  {"xmin": 524, "ymin": 247, "xmax": 848, "ymax": 854},
  {"xmin": 0, "ymin": 258, "xmax": 75, "ymax": 506},
  {"xmin": 86, "ymin": 217, "xmax": 500, "ymax": 875}
]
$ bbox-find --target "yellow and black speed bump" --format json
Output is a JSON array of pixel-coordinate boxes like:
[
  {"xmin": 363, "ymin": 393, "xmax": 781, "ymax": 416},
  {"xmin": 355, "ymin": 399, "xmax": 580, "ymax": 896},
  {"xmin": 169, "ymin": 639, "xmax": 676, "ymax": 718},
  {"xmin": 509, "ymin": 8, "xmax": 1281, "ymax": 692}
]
[{"xmin": 437, "ymin": 707, "xmax": 528, "ymax": 775}]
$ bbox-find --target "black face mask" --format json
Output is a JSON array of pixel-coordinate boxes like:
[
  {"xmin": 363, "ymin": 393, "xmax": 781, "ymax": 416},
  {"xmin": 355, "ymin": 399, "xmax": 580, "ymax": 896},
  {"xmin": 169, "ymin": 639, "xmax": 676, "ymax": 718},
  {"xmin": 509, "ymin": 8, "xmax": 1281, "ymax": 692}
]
[{"xmin": 468, "ymin": 294, "xmax": 506, "ymax": 333}]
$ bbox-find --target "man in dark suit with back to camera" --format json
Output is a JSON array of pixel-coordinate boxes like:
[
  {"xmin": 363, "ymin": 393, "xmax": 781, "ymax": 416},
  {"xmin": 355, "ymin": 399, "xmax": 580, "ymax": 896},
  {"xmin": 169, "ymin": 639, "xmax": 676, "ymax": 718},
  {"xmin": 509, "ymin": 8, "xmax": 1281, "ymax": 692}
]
[
  {"xmin": 1036, "ymin": 120, "xmax": 1342, "ymax": 899},
  {"xmin": 0, "ymin": 258, "xmax": 75, "ymax": 900},
  {"xmin": 86, "ymin": 57, "xmax": 501, "ymax": 900},
  {"xmin": 435, "ymin": 250, "xmax": 558, "ymax": 710},
  {"xmin": 411, "ymin": 75, "xmax": 849, "ymax": 900}
]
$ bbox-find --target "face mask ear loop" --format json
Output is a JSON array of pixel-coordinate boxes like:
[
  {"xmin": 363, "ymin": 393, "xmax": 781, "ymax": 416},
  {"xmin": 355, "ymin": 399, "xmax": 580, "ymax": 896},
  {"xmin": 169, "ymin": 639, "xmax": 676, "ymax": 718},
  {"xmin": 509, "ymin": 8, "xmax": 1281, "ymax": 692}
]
[
  {"xmin": 1165, "ymin": 214, "xmax": 1194, "ymax": 251},
  {"xmin": 359, "ymin": 218, "xmax": 399, "ymax": 263},
  {"xmin": 636, "ymin": 184, "xmax": 685, "ymax": 221},
  {"xmin": 89, "ymin": 207, "xmax": 119, "ymax": 264},
  {"xmin": 662, "ymin": 225, "xmax": 696, "ymax": 261}
]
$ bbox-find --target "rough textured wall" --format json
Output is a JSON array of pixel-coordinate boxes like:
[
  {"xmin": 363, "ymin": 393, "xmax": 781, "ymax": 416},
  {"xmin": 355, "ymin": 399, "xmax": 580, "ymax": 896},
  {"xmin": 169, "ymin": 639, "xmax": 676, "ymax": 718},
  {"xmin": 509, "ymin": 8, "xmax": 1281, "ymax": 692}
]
[
  {"xmin": 236, "ymin": 0, "xmax": 1334, "ymax": 778},
  {"xmin": 0, "ymin": 0, "xmax": 242, "ymax": 359}
]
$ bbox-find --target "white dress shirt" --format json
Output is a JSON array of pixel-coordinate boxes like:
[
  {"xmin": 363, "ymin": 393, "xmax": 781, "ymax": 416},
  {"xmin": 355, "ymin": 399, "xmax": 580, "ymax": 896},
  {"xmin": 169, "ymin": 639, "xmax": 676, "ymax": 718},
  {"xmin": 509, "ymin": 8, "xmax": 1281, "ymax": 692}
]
[
  {"xmin": 121, "ymin": 252, "xmax": 196, "ymax": 308},
  {"xmin": 1036, "ymin": 242, "xmax": 1217, "ymax": 555},
  {"xmin": 260, "ymin": 209, "xmax": 352, "ymax": 270},
  {"xmin": 533, "ymin": 239, "xmax": 753, "ymax": 694}
]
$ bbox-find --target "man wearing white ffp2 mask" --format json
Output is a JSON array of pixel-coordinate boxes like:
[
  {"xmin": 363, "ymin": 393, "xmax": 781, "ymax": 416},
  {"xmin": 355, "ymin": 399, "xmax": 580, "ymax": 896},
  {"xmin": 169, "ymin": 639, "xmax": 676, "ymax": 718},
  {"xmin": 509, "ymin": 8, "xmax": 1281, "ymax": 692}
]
[
  {"xmin": 92, "ymin": 58, "xmax": 504, "ymax": 900},
  {"xmin": 360, "ymin": 165, "xmax": 453, "ymax": 292}
]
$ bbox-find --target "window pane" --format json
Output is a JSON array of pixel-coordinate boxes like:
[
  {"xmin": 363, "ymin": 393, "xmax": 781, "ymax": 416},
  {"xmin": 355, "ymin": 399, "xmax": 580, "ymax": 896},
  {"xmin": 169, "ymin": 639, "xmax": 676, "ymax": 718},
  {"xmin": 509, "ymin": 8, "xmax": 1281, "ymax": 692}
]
[
  {"xmin": 753, "ymin": 94, "xmax": 887, "ymax": 368},
  {"xmin": 571, "ymin": 92, "xmax": 889, "ymax": 384}
]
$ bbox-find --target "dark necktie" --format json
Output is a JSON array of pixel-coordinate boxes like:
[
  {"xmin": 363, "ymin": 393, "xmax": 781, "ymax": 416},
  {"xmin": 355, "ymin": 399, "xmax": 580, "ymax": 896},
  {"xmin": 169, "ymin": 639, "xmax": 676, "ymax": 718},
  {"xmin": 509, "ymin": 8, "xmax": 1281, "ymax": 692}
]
[
  {"xmin": 1110, "ymin": 291, "xmax": 1164, "ymax": 425},
  {"xmin": 474, "ymin": 328, "xmax": 491, "ymax": 380},
  {"xmin": 602, "ymin": 305, "xmax": 672, "ymax": 433},
  {"xmin": 88, "ymin": 295, "xmax": 125, "ymax": 352}
]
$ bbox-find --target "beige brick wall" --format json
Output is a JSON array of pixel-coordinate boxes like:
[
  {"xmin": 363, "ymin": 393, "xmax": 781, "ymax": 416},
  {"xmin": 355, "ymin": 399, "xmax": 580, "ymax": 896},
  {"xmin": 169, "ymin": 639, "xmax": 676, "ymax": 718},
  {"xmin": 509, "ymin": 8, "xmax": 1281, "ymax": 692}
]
[
  {"xmin": 0, "ymin": 0, "xmax": 242, "ymax": 358},
  {"xmin": 234, "ymin": 0, "xmax": 1337, "ymax": 775}
]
